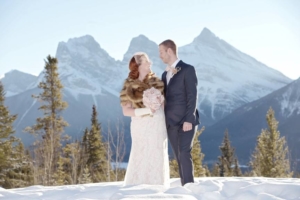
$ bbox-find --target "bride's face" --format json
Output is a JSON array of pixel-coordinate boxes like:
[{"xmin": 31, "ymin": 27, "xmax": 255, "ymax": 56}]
[{"xmin": 139, "ymin": 55, "xmax": 152, "ymax": 73}]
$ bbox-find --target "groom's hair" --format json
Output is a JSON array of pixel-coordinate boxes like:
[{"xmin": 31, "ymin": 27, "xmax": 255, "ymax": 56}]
[{"xmin": 159, "ymin": 40, "xmax": 177, "ymax": 55}]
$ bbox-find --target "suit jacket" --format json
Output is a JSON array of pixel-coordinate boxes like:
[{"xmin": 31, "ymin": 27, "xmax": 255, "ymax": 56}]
[{"xmin": 162, "ymin": 60, "xmax": 200, "ymax": 127}]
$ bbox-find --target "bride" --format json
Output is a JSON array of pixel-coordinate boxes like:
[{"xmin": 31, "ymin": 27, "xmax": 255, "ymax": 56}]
[{"xmin": 120, "ymin": 52, "xmax": 169, "ymax": 186}]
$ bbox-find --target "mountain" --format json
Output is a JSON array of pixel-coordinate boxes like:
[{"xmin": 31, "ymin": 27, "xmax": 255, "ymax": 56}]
[
  {"xmin": 179, "ymin": 27, "xmax": 291, "ymax": 125},
  {"xmin": 52, "ymin": 35, "xmax": 125, "ymax": 93},
  {"xmin": 201, "ymin": 78, "xmax": 300, "ymax": 167},
  {"xmin": 1, "ymin": 70, "xmax": 37, "ymax": 97},
  {"xmin": 121, "ymin": 34, "xmax": 166, "ymax": 77},
  {"xmin": 4, "ymin": 28, "xmax": 293, "ymax": 161},
  {"xmin": 5, "ymin": 35, "xmax": 131, "ymax": 151}
]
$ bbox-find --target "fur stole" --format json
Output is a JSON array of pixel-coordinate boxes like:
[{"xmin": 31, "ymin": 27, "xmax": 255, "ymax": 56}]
[{"xmin": 120, "ymin": 73, "xmax": 164, "ymax": 108}]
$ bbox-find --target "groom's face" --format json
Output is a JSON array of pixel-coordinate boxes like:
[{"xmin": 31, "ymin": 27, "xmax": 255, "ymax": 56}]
[{"xmin": 159, "ymin": 45, "xmax": 170, "ymax": 64}]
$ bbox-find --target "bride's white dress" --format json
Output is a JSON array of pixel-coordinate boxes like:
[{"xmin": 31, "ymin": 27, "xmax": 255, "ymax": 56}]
[{"xmin": 124, "ymin": 107, "xmax": 170, "ymax": 186}]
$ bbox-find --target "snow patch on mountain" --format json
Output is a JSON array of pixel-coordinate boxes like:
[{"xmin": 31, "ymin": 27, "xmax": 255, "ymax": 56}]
[
  {"xmin": 278, "ymin": 78, "xmax": 300, "ymax": 117},
  {"xmin": 1, "ymin": 70, "xmax": 37, "ymax": 97}
]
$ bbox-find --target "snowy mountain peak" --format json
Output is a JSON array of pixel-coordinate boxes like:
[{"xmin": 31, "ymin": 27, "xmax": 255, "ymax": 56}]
[
  {"xmin": 122, "ymin": 34, "xmax": 158, "ymax": 61},
  {"xmin": 67, "ymin": 35, "xmax": 99, "ymax": 47},
  {"xmin": 122, "ymin": 34, "xmax": 165, "ymax": 74},
  {"xmin": 50, "ymin": 35, "xmax": 124, "ymax": 95},
  {"xmin": 193, "ymin": 27, "xmax": 219, "ymax": 44},
  {"xmin": 1, "ymin": 70, "xmax": 37, "ymax": 97},
  {"xmin": 56, "ymin": 35, "xmax": 107, "ymax": 59},
  {"xmin": 4, "ymin": 69, "xmax": 34, "ymax": 77},
  {"xmin": 133, "ymin": 34, "xmax": 150, "ymax": 42},
  {"xmin": 71, "ymin": 34, "xmax": 96, "ymax": 42},
  {"xmin": 130, "ymin": 34, "xmax": 157, "ymax": 49}
]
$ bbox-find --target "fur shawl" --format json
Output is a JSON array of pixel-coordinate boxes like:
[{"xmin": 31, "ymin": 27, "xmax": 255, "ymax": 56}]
[{"xmin": 120, "ymin": 73, "xmax": 164, "ymax": 108}]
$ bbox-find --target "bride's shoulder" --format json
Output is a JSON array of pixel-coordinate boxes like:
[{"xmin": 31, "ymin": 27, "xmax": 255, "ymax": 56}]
[
  {"xmin": 122, "ymin": 77, "xmax": 134, "ymax": 85},
  {"xmin": 148, "ymin": 73, "xmax": 162, "ymax": 82},
  {"xmin": 147, "ymin": 73, "xmax": 164, "ymax": 91}
]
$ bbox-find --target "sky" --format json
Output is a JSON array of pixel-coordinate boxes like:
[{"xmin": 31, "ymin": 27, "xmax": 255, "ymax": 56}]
[
  {"xmin": 0, "ymin": 0, "xmax": 299, "ymax": 79},
  {"xmin": 1, "ymin": 177, "xmax": 300, "ymax": 199}
]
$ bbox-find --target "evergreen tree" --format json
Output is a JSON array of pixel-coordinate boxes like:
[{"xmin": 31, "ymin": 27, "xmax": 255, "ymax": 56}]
[
  {"xmin": 211, "ymin": 163, "xmax": 220, "ymax": 177},
  {"xmin": 9, "ymin": 142, "xmax": 34, "ymax": 188},
  {"xmin": 25, "ymin": 55, "xmax": 68, "ymax": 185},
  {"xmin": 80, "ymin": 165, "xmax": 92, "ymax": 184},
  {"xmin": 78, "ymin": 128, "xmax": 89, "ymax": 180},
  {"xmin": 204, "ymin": 165, "xmax": 211, "ymax": 177},
  {"xmin": 250, "ymin": 107, "xmax": 292, "ymax": 177},
  {"xmin": 218, "ymin": 129, "xmax": 235, "ymax": 177},
  {"xmin": 52, "ymin": 156, "xmax": 66, "ymax": 186},
  {"xmin": 220, "ymin": 156, "xmax": 232, "ymax": 177},
  {"xmin": 0, "ymin": 80, "xmax": 18, "ymax": 187},
  {"xmin": 191, "ymin": 127, "xmax": 206, "ymax": 177},
  {"xmin": 86, "ymin": 105, "xmax": 108, "ymax": 182},
  {"xmin": 0, "ymin": 81, "xmax": 32, "ymax": 188},
  {"xmin": 0, "ymin": 81, "xmax": 17, "ymax": 143},
  {"xmin": 233, "ymin": 158, "xmax": 242, "ymax": 177}
]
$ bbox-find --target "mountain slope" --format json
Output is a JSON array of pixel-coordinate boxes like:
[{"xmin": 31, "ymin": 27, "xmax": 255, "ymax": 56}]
[
  {"xmin": 179, "ymin": 28, "xmax": 291, "ymax": 125},
  {"xmin": 201, "ymin": 78, "xmax": 300, "ymax": 166}
]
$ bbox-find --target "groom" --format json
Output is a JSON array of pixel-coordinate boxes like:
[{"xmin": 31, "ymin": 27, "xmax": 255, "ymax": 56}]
[{"xmin": 159, "ymin": 39, "xmax": 200, "ymax": 186}]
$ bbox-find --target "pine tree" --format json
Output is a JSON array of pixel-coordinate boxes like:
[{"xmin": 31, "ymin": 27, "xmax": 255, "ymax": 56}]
[
  {"xmin": 250, "ymin": 107, "xmax": 292, "ymax": 178},
  {"xmin": 80, "ymin": 165, "xmax": 92, "ymax": 184},
  {"xmin": 86, "ymin": 105, "xmax": 108, "ymax": 182},
  {"xmin": 219, "ymin": 156, "xmax": 231, "ymax": 177},
  {"xmin": 211, "ymin": 163, "xmax": 220, "ymax": 177},
  {"xmin": 233, "ymin": 158, "xmax": 242, "ymax": 177},
  {"xmin": 204, "ymin": 165, "xmax": 211, "ymax": 177},
  {"xmin": 191, "ymin": 126, "xmax": 206, "ymax": 177},
  {"xmin": 0, "ymin": 81, "xmax": 17, "ymax": 142},
  {"xmin": 78, "ymin": 128, "xmax": 89, "ymax": 180},
  {"xmin": 218, "ymin": 129, "xmax": 235, "ymax": 176},
  {"xmin": 52, "ymin": 156, "xmax": 66, "ymax": 186},
  {"xmin": 8, "ymin": 142, "xmax": 34, "ymax": 188},
  {"xmin": 0, "ymin": 81, "xmax": 31, "ymax": 188},
  {"xmin": 25, "ymin": 55, "xmax": 68, "ymax": 185}
]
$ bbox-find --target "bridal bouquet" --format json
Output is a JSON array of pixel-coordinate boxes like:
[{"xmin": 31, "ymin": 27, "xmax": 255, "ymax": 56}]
[{"xmin": 143, "ymin": 87, "xmax": 164, "ymax": 111}]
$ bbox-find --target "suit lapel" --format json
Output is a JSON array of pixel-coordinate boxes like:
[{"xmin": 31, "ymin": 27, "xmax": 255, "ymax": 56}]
[{"xmin": 162, "ymin": 71, "xmax": 167, "ymax": 95}]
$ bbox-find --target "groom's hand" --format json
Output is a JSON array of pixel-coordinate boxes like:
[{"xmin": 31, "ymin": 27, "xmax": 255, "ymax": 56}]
[{"xmin": 183, "ymin": 122, "xmax": 192, "ymax": 132}]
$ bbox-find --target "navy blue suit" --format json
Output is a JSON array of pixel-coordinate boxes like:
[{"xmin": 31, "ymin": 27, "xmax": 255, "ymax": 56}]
[{"xmin": 162, "ymin": 60, "xmax": 200, "ymax": 185}]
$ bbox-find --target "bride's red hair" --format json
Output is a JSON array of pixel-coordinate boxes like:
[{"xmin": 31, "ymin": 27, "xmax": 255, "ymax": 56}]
[{"xmin": 128, "ymin": 57, "xmax": 139, "ymax": 79}]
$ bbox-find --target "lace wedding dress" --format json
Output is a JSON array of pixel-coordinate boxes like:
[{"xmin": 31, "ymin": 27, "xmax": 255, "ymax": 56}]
[{"xmin": 124, "ymin": 107, "xmax": 170, "ymax": 187}]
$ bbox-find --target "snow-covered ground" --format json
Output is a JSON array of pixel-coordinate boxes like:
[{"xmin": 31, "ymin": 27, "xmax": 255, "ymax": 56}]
[{"xmin": 1, "ymin": 177, "xmax": 300, "ymax": 200}]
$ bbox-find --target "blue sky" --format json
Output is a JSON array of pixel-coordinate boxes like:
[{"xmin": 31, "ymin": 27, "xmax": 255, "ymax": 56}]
[{"xmin": 0, "ymin": 0, "xmax": 299, "ymax": 79}]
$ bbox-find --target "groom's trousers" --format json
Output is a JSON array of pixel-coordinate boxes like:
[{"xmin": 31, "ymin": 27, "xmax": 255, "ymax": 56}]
[{"xmin": 167, "ymin": 124, "xmax": 198, "ymax": 186}]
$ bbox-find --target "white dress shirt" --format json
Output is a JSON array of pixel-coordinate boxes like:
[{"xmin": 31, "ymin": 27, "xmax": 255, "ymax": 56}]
[{"xmin": 166, "ymin": 59, "xmax": 180, "ymax": 85}]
